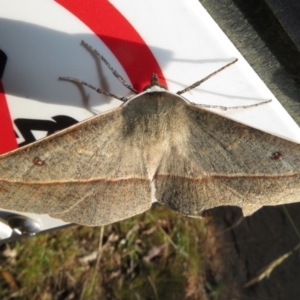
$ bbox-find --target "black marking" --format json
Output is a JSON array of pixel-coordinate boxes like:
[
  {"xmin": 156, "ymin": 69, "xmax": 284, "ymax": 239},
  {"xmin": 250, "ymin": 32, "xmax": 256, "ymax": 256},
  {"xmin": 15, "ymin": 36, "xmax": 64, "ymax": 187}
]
[
  {"xmin": 33, "ymin": 157, "xmax": 45, "ymax": 166},
  {"xmin": 270, "ymin": 151, "xmax": 282, "ymax": 160}
]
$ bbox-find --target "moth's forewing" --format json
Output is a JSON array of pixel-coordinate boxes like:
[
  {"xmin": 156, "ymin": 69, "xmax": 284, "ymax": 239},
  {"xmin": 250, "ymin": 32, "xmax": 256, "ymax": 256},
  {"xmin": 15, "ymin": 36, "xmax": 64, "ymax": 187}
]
[{"xmin": 1, "ymin": 88, "xmax": 300, "ymax": 225}]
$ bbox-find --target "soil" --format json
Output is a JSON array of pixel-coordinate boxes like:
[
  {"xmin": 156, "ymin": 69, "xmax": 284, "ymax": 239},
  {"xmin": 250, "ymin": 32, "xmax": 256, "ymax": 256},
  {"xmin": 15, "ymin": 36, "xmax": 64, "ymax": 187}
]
[{"xmin": 203, "ymin": 203, "xmax": 300, "ymax": 300}]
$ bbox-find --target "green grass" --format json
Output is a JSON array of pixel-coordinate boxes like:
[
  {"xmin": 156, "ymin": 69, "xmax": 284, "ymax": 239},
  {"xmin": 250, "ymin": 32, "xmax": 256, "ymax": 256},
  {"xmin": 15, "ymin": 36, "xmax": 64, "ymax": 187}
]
[{"xmin": 0, "ymin": 206, "xmax": 208, "ymax": 300}]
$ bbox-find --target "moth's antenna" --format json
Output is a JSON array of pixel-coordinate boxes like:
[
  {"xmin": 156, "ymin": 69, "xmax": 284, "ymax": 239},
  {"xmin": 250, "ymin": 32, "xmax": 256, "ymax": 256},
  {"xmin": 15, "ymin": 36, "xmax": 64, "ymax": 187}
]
[
  {"xmin": 177, "ymin": 58, "xmax": 238, "ymax": 95},
  {"xmin": 59, "ymin": 77, "xmax": 129, "ymax": 102},
  {"xmin": 191, "ymin": 99, "xmax": 272, "ymax": 111},
  {"xmin": 81, "ymin": 40, "xmax": 138, "ymax": 94}
]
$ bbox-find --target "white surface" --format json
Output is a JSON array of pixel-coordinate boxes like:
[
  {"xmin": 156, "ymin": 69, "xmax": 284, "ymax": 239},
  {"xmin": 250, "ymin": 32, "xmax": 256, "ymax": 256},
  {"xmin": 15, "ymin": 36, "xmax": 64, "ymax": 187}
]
[
  {"xmin": 0, "ymin": 0, "xmax": 300, "ymax": 236},
  {"xmin": 0, "ymin": 0, "xmax": 300, "ymax": 142},
  {"xmin": 0, "ymin": 210, "xmax": 68, "ymax": 241},
  {"xmin": 0, "ymin": 222, "xmax": 13, "ymax": 239},
  {"xmin": 110, "ymin": 0, "xmax": 300, "ymax": 142}
]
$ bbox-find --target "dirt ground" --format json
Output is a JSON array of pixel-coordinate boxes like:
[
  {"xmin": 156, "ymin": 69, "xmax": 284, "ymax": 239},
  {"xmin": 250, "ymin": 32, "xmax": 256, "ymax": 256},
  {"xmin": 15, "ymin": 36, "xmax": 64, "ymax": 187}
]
[
  {"xmin": 1, "ymin": 203, "xmax": 300, "ymax": 299},
  {"xmin": 204, "ymin": 203, "xmax": 300, "ymax": 300}
]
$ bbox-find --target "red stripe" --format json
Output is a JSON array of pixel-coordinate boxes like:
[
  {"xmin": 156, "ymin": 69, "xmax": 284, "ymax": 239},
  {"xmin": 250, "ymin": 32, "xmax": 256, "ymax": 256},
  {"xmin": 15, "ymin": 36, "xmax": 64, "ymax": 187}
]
[
  {"xmin": 56, "ymin": 0, "xmax": 167, "ymax": 92},
  {"xmin": 0, "ymin": 82, "xmax": 18, "ymax": 154},
  {"xmin": 1, "ymin": 1, "xmax": 165, "ymax": 154}
]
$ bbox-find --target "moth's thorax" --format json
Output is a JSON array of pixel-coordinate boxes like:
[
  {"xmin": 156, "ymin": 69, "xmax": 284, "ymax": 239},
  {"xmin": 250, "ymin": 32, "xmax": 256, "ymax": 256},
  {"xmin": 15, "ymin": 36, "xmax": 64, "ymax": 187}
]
[
  {"xmin": 144, "ymin": 85, "xmax": 167, "ymax": 93},
  {"xmin": 121, "ymin": 91, "xmax": 189, "ymax": 142},
  {"xmin": 121, "ymin": 89, "xmax": 191, "ymax": 179}
]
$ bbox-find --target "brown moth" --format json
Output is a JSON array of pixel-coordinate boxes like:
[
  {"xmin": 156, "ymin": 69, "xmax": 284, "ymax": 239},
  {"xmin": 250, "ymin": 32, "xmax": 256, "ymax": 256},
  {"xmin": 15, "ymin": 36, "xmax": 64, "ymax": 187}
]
[{"xmin": 1, "ymin": 44, "xmax": 300, "ymax": 226}]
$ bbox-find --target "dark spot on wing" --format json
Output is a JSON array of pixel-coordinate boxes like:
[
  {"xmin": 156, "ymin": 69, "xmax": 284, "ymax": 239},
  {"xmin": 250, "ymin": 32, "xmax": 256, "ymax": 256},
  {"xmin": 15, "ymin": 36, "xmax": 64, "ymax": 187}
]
[
  {"xmin": 270, "ymin": 151, "xmax": 282, "ymax": 160},
  {"xmin": 33, "ymin": 157, "xmax": 45, "ymax": 166}
]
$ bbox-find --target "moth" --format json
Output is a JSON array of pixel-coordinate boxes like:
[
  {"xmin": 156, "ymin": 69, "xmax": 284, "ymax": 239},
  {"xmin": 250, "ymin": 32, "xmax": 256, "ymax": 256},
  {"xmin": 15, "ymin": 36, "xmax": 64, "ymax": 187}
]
[{"xmin": 0, "ymin": 42, "xmax": 299, "ymax": 226}]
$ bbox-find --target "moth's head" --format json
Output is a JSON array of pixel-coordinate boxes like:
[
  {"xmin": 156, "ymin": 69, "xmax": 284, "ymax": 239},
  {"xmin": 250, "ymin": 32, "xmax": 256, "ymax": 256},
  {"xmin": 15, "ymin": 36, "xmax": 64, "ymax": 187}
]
[{"xmin": 143, "ymin": 73, "xmax": 167, "ymax": 91}]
